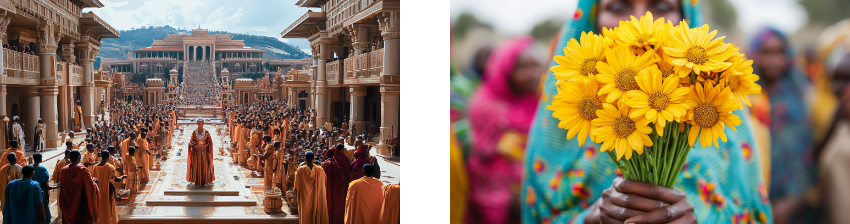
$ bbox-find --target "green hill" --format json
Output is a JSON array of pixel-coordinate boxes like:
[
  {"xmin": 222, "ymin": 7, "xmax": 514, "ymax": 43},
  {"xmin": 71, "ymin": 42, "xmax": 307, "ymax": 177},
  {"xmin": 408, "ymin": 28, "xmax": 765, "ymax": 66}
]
[{"xmin": 96, "ymin": 25, "xmax": 310, "ymax": 68}]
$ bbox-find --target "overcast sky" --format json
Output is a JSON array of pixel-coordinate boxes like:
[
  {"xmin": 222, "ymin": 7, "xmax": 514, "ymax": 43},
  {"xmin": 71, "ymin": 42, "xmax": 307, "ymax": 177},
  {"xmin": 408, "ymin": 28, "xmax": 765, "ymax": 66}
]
[
  {"xmin": 89, "ymin": 0, "xmax": 314, "ymax": 54},
  {"xmin": 450, "ymin": 0, "xmax": 807, "ymax": 37}
]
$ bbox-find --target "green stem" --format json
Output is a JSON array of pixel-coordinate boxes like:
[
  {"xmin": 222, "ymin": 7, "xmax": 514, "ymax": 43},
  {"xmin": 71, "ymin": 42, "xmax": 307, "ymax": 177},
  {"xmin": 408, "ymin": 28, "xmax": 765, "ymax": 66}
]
[
  {"xmin": 660, "ymin": 122, "xmax": 679, "ymax": 188},
  {"xmin": 606, "ymin": 151, "xmax": 630, "ymax": 179},
  {"xmin": 667, "ymin": 125, "xmax": 693, "ymax": 188}
]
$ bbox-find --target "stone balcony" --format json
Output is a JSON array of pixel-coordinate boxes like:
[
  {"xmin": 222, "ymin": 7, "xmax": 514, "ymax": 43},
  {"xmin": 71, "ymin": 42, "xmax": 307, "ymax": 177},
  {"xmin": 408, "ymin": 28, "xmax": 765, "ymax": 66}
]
[
  {"xmin": 3, "ymin": 48, "xmax": 40, "ymax": 84},
  {"xmin": 343, "ymin": 48, "xmax": 383, "ymax": 85},
  {"xmin": 326, "ymin": 60, "xmax": 343, "ymax": 86},
  {"xmin": 284, "ymin": 70, "xmax": 311, "ymax": 83}
]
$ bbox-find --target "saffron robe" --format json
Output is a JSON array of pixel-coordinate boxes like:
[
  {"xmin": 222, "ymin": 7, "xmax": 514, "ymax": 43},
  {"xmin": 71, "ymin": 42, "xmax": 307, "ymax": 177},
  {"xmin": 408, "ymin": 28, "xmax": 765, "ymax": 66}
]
[
  {"xmin": 0, "ymin": 148, "xmax": 27, "ymax": 168},
  {"xmin": 82, "ymin": 149, "xmax": 98, "ymax": 171},
  {"xmin": 52, "ymin": 159, "xmax": 69, "ymax": 183},
  {"xmin": 322, "ymin": 148, "xmax": 352, "ymax": 224},
  {"xmin": 75, "ymin": 105, "xmax": 84, "ymax": 130},
  {"xmin": 188, "ymin": 129, "xmax": 214, "ymax": 185},
  {"xmin": 91, "ymin": 164, "xmax": 119, "ymax": 224},
  {"xmin": 249, "ymin": 130, "xmax": 261, "ymax": 170},
  {"xmin": 3, "ymin": 178, "xmax": 49, "ymax": 224},
  {"xmin": 238, "ymin": 127, "xmax": 250, "ymax": 165},
  {"xmin": 262, "ymin": 144, "xmax": 276, "ymax": 189},
  {"xmin": 344, "ymin": 177, "xmax": 384, "ymax": 224},
  {"xmin": 136, "ymin": 138, "xmax": 150, "ymax": 182},
  {"xmin": 119, "ymin": 138, "xmax": 137, "ymax": 174},
  {"xmin": 380, "ymin": 184, "xmax": 400, "ymax": 224},
  {"xmin": 0, "ymin": 164, "xmax": 23, "ymax": 211},
  {"xmin": 295, "ymin": 165, "xmax": 329, "ymax": 224},
  {"xmin": 59, "ymin": 163, "xmax": 100, "ymax": 224}
]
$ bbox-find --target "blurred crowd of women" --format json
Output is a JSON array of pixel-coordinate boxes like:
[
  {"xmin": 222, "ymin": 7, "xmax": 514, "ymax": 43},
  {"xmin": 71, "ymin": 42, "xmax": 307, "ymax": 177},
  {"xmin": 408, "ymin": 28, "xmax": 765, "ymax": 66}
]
[{"xmin": 450, "ymin": 0, "xmax": 850, "ymax": 223}]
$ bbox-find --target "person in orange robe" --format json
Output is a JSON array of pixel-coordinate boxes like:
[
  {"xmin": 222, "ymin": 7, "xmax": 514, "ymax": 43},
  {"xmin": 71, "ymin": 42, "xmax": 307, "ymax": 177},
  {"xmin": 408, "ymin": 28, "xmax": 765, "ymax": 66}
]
[
  {"xmin": 344, "ymin": 164, "xmax": 384, "ymax": 224},
  {"xmin": 294, "ymin": 151, "xmax": 329, "ymax": 224},
  {"xmin": 188, "ymin": 118, "xmax": 214, "ymax": 186},
  {"xmin": 0, "ymin": 140, "xmax": 27, "ymax": 168},
  {"xmin": 137, "ymin": 132, "xmax": 151, "ymax": 182},
  {"xmin": 261, "ymin": 140, "xmax": 277, "ymax": 190},
  {"xmin": 249, "ymin": 126, "xmax": 261, "ymax": 171},
  {"xmin": 322, "ymin": 144, "xmax": 351, "ymax": 224},
  {"xmin": 59, "ymin": 150, "xmax": 100, "ymax": 224},
  {"xmin": 120, "ymin": 133, "xmax": 137, "ymax": 175},
  {"xmin": 91, "ymin": 149, "xmax": 126, "ymax": 224},
  {"xmin": 238, "ymin": 122, "xmax": 250, "ymax": 166},
  {"xmin": 380, "ymin": 184, "xmax": 400, "ymax": 224},
  {"xmin": 0, "ymin": 152, "xmax": 24, "ymax": 211},
  {"xmin": 75, "ymin": 100, "xmax": 84, "ymax": 131}
]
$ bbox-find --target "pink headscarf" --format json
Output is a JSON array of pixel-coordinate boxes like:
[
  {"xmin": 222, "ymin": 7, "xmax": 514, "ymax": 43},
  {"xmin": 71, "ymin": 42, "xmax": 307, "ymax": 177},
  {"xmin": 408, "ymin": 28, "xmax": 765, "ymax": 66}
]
[{"xmin": 468, "ymin": 35, "xmax": 538, "ymax": 159}]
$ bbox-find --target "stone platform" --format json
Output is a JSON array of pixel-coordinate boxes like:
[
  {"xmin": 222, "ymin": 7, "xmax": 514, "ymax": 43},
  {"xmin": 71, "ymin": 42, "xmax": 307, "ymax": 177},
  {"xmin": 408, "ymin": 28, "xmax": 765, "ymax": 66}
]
[{"xmin": 117, "ymin": 123, "xmax": 297, "ymax": 223}]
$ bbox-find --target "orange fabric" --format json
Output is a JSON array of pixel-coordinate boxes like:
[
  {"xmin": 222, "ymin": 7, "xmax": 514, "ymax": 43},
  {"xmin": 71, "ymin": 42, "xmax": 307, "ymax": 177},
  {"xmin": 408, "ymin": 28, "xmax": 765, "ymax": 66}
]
[
  {"xmin": 344, "ymin": 177, "xmax": 384, "ymax": 224},
  {"xmin": 295, "ymin": 165, "xmax": 329, "ymax": 224},
  {"xmin": 91, "ymin": 164, "xmax": 118, "ymax": 224},
  {"xmin": 136, "ymin": 138, "xmax": 150, "ymax": 182},
  {"xmin": 187, "ymin": 129, "xmax": 215, "ymax": 185},
  {"xmin": 380, "ymin": 184, "xmax": 400, "ymax": 224},
  {"xmin": 0, "ymin": 149, "xmax": 26, "ymax": 168},
  {"xmin": 262, "ymin": 144, "xmax": 276, "ymax": 189},
  {"xmin": 0, "ymin": 164, "xmax": 22, "ymax": 211},
  {"xmin": 120, "ymin": 138, "xmax": 136, "ymax": 174},
  {"xmin": 59, "ymin": 163, "xmax": 100, "ymax": 224},
  {"xmin": 238, "ymin": 127, "xmax": 250, "ymax": 165}
]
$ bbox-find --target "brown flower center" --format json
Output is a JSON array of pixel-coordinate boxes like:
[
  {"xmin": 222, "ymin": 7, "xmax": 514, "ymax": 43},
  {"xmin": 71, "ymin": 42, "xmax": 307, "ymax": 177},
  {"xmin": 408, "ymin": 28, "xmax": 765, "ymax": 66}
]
[
  {"xmin": 728, "ymin": 75, "xmax": 740, "ymax": 92},
  {"xmin": 649, "ymin": 92, "xmax": 670, "ymax": 111},
  {"xmin": 694, "ymin": 103, "xmax": 719, "ymax": 128},
  {"xmin": 686, "ymin": 46, "xmax": 708, "ymax": 65},
  {"xmin": 581, "ymin": 58, "xmax": 599, "ymax": 76},
  {"xmin": 614, "ymin": 115, "xmax": 636, "ymax": 138},
  {"xmin": 616, "ymin": 68, "xmax": 639, "ymax": 92},
  {"xmin": 579, "ymin": 96, "xmax": 602, "ymax": 120}
]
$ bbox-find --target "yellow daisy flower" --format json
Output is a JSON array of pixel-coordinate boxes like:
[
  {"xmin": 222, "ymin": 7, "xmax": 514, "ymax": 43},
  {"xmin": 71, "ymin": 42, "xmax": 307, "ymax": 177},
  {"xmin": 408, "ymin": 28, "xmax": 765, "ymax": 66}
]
[
  {"xmin": 548, "ymin": 77, "xmax": 604, "ymax": 146},
  {"xmin": 721, "ymin": 57, "xmax": 762, "ymax": 108},
  {"xmin": 596, "ymin": 45, "xmax": 659, "ymax": 103},
  {"xmin": 592, "ymin": 102, "xmax": 653, "ymax": 160},
  {"xmin": 551, "ymin": 31, "xmax": 607, "ymax": 82},
  {"xmin": 684, "ymin": 81, "xmax": 743, "ymax": 148},
  {"xmin": 663, "ymin": 21, "xmax": 735, "ymax": 78},
  {"xmin": 626, "ymin": 68, "xmax": 692, "ymax": 134},
  {"xmin": 616, "ymin": 11, "xmax": 667, "ymax": 50}
]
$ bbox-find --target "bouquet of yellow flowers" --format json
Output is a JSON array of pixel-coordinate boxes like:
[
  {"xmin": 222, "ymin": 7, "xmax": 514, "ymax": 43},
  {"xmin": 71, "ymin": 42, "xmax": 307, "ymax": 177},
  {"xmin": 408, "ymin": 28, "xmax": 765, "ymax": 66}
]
[{"xmin": 548, "ymin": 11, "xmax": 761, "ymax": 188}]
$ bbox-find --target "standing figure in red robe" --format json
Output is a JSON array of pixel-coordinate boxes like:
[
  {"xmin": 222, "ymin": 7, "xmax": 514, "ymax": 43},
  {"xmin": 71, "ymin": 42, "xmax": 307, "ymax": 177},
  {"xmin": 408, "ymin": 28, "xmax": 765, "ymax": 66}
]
[
  {"xmin": 322, "ymin": 143, "xmax": 351, "ymax": 224},
  {"xmin": 59, "ymin": 150, "xmax": 100, "ymax": 224},
  {"xmin": 188, "ymin": 118, "xmax": 215, "ymax": 187}
]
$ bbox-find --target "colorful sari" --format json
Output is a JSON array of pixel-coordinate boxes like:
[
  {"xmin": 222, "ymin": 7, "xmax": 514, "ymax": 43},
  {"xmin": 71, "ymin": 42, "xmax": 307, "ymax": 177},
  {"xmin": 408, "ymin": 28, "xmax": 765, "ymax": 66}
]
[
  {"xmin": 749, "ymin": 28, "xmax": 815, "ymax": 201},
  {"xmin": 521, "ymin": 1, "xmax": 773, "ymax": 223}
]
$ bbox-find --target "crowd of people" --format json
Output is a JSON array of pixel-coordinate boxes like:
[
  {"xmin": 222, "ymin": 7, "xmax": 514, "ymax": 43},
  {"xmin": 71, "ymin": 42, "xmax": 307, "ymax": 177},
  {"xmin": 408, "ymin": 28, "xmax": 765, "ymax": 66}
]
[
  {"xmin": 225, "ymin": 100, "xmax": 399, "ymax": 224},
  {"xmin": 0, "ymin": 99, "xmax": 177, "ymax": 224},
  {"xmin": 450, "ymin": 0, "xmax": 850, "ymax": 223}
]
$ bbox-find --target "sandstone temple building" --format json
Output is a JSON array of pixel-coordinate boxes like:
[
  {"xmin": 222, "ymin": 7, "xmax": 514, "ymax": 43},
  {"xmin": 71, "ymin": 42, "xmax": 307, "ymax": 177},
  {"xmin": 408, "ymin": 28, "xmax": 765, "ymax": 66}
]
[
  {"xmin": 279, "ymin": 0, "xmax": 400, "ymax": 154},
  {"xmin": 0, "ymin": 0, "xmax": 119, "ymax": 150},
  {"xmin": 101, "ymin": 28, "xmax": 311, "ymax": 78}
]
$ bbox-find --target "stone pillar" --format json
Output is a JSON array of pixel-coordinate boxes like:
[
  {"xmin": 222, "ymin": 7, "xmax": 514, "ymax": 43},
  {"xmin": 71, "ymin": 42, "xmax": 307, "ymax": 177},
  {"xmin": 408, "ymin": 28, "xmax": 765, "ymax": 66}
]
[
  {"xmin": 316, "ymin": 42, "xmax": 328, "ymax": 127},
  {"xmin": 37, "ymin": 23, "xmax": 60, "ymax": 149},
  {"xmin": 39, "ymin": 87, "xmax": 58, "ymax": 149},
  {"xmin": 0, "ymin": 85, "xmax": 6, "ymax": 149},
  {"xmin": 352, "ymin": 24, "xmax": 371, "ymax": 55},
  {"xmin": 80, "ymin": 59, "xmax": 95, "ymax": 128},
  {"xmin": 0, "ymin": 15, "xmax": 10, "ymax": 149},
  {"xmin": 377, "ymin": 10, "xmax": 400, "ymax": 153},
  {"xmin": 349, "ymin": 86, "xmax": 366, "ymax": 133},
  {"xmin": 25, "ymin": 87, "xmax": 40, "ymax": 150}
]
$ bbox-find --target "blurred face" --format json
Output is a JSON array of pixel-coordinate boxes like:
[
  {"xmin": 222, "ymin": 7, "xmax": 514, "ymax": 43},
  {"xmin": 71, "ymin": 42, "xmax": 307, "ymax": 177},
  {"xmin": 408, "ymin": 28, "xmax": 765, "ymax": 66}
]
[
  {"xmin": 757, "ymin": 33, "xmax": 788, "ymax": 84},
  {"xmin": 832, "ymin": 55, "xmax": 850, "ymax": 120},
  {"xmin": 597, "ymin": 0, "xmax": 682, "ymax": 31},
  {"xmin": 509, "ymin": 51, "xmax": 541, "ymax": 95}
]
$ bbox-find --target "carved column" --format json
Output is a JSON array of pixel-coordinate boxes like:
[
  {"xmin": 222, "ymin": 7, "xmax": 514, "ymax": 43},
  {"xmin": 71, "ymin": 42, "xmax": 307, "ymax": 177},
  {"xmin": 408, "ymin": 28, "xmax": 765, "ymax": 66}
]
[
  {"xmin": 24, "ymin": 87, "xmax": 40, "ymax": 150},
  {"xmin": 0, "ymin": 14, "xmax": 11, "ymax": 148},
  {"xmin": 349, "ymin": 86, "xmax": 366, "ymax": 133},
  {"xmin": 76, "ymin": 41, "xmax": 99, "ymax": 129},
  {"xmin": 351, "ymin": 24, "xmax": 371, "ymax": 55},
  {"xmin": 37, "ymin": 24, "xmax": 60, "ymax": 149},
  {"xmin": 377, "ymin": 10, "xmax": 400, "ymax": 153}
]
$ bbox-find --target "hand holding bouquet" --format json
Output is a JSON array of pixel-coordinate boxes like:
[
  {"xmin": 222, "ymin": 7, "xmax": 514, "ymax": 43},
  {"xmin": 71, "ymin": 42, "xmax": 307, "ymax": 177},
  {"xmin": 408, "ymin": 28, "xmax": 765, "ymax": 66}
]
[{"xmin": 548, "ymin": 11, "xmax": 761, "ymax": 188}]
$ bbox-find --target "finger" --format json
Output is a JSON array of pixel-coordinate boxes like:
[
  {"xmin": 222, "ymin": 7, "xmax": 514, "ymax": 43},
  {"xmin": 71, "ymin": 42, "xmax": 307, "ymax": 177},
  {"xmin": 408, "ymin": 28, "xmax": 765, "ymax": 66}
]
[
  {"xmin": 608, "ymin": 190, "xmax": 670, "ymax": 212},
  {"xmin": 600, "ymin": 213, "xmax": 625, "ymax": 224},
  {"xmin": 668, "ymin": 213, "xmax": 697, "ymax": 224},
  {"xmin": 624, "ymin": 199, "xmax": 693, "ymax": 224},
  {"xmin": 613, "ymin": 178, "xmax": 686, "ymax": 204},
  {"xmin": 600, "ymin": 192, "xmax": 647, "ymax": 221}
]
